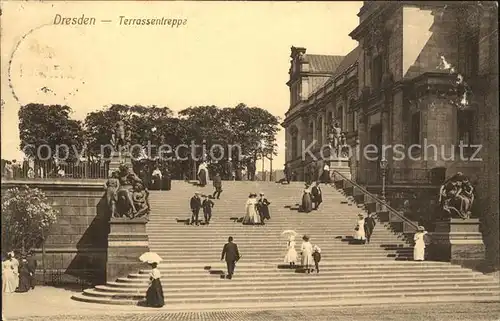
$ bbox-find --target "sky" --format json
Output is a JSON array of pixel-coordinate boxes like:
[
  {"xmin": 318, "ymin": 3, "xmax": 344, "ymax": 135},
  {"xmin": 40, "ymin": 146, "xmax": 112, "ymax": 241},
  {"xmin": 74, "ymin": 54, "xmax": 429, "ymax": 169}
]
[{"xmin": 0, "ymin": 1, "xmax": 362, "ymax": 171}]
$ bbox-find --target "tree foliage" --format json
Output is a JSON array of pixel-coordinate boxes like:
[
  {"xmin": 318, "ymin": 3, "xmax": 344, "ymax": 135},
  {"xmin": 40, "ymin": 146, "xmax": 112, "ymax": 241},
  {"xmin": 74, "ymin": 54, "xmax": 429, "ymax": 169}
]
[
  {"xmin": 18, "ymin": 104, "xmax": 84, "ymax": 161},
  {"xmin": 19, "ymin": 102, "xmax": 280, "ymax": 165},
  {"xmin": 83, "ymin": 104, "xmax": 173, "ymax": 158},
  {"xmin": 1, "ymin": 186, "xmax": 59, "ymax": 253}
]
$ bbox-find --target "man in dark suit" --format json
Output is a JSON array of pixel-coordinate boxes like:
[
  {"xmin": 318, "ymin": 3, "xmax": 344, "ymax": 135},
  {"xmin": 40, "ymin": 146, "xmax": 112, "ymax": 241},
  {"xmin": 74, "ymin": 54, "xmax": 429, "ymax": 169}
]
[
  {"xmin": 224, "ymin": 158, "xmax": 234, "ymax": 181},
  {"xmin": 284, "ymin": 163, "xmax": 291, "ymax": 184},
  {"xmin": 26, "ymin": 250, "xmax": 37, "ymax": 289},
  {"xmin": 364, "ymin": 212, "xmax": 377, "ymax": 244},
  {"xmin": 212, "ymin": 173, "xmax": 223, "ymax": 199},
  {"xmin": 311, "ymin": 182, "xmax": 323, "ymax": 210},
  {"xmin": 220, "ymin": 236, "xmax": 240, "ymax": 279},
  {"xmin": 190, "ymin": 192, "xmax": 202, "ymax": 225}
]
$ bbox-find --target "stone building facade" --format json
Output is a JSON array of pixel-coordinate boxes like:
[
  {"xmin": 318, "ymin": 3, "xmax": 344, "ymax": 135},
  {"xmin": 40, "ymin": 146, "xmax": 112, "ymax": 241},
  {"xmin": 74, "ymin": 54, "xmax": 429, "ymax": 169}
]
[
  {"xmin": 282, "ymin": 46, "xmax": 360, "ymax": 181},
  {"xmin": 282, "ymin": 1, "xmax": 498, "ymax": 267}
]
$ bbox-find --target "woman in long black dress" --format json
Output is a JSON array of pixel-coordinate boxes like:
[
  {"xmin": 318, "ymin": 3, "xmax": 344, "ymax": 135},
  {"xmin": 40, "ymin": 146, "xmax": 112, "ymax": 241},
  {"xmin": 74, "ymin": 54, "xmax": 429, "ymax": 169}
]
[
  {"xmin": 17, "ymin": 257, "xmax": 31, "ymax": 292},
  {"xmin": 146, "ymin": 262, "xmax": 164, "ymax": 308}
]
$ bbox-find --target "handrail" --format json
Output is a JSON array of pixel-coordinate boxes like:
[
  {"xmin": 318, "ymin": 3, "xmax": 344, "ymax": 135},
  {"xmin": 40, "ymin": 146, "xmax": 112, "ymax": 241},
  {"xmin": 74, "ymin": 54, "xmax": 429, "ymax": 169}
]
[{"xmin": 332, "ymin": 170, "xmax": 419, "ymax": 230}]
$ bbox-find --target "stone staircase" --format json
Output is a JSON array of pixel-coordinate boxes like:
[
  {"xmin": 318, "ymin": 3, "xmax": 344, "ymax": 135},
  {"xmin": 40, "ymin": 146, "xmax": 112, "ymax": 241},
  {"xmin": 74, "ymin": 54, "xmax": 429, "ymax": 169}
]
[{"xmin": 72, "ymin": 180, "xmax": 500, "ymax": 309}]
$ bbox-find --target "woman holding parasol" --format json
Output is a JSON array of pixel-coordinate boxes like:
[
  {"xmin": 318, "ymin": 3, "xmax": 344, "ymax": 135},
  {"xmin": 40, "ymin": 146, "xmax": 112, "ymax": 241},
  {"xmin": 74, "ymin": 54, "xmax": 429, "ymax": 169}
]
[{"xmin": 139, "ymin": 252, "xmax": 165, "ymax": 308}]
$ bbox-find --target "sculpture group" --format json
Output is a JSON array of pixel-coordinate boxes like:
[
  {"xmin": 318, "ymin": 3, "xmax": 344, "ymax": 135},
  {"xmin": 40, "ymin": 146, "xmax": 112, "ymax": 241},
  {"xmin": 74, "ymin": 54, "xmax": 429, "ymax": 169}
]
[
  {"xmin": 438, "ymin": 172, "xmax": 475, "ymax": 219},
  {"xmin": 106, "ymin": 121, "xmax": 150, "ymax": 219}
]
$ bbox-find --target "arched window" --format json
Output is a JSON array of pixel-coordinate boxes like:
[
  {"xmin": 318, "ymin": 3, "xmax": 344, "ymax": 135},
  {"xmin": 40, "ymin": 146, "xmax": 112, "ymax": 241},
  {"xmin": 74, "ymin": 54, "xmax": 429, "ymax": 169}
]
[
  {"xmin": 290, "ymin": 126, "xmax": 299, "ymax": 159},
  {"xmin": 308, "ymin": 121, "xmax": 314, "ymax": 144},
  {"xmin": 337, "ymin": 105, "xmax": 344, "ymax": 129},
  {"xmin": 316, "ymin": 116, "xmax": 323, "ymax": 146},
  {"xmin": 327, "ymin": 111, "xmax": 333, "ymax": 127},
  {"xmin": 349, "ymin": 99, "xmax": 357, "ymax": 131}
]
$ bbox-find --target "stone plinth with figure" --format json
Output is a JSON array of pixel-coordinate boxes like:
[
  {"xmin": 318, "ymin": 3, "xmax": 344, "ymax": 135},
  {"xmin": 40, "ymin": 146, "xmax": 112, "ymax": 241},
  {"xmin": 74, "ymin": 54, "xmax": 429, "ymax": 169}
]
[
  {"xmin": 429, "ymin": 173, "xmax": 483, "ymax": 267},
  {"xmin": 105, "ymin": 162, "xmax": 151, "ymax": 282},
  {"xmin": 429, "ymin": 218, "xmax": 485, "ymax": 268},
  {"xmin": 106, "ymin": 217, "xmax": 149, "ymax": 283}
]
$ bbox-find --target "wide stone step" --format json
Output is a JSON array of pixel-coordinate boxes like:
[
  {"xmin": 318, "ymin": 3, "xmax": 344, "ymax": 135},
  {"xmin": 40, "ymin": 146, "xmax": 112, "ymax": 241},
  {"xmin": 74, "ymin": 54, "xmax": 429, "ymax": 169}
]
[
  {"xmin": 125, "ymin": 267, "xmax": 472, "ymax": 279},
  {"xmin": 95, "ymin": 280, "xmax": 496, "ymax": 294},
  {"xmin": 80, "ymin": 284, "xmax": 500, "ymax": 301},
  {"xmin": 109, "ymin": 274, "xmax": 488, "ymax": 288},
  {"xmin": 70, "ymin": 291, "xmax": 500, "ymax": 307}
]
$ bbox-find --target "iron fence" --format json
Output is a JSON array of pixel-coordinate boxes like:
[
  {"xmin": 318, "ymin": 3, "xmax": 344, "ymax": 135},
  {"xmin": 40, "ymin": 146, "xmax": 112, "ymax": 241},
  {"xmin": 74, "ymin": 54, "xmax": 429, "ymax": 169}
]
[{"xmin": 1, "ymin": 161, "xmax": 109, "ymax": 180}]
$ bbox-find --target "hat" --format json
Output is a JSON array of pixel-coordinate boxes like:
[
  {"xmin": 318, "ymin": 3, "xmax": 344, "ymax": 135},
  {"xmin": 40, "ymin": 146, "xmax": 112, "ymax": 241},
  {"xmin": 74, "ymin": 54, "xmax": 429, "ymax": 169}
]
[
  {"xmin": 302, "ymin": 235, "xmax": 310, "ymax": 241},
  {"xmin": 313, "ymin": 245, "xmax": 321, "ymax": 253},
  {"xmin": 259, "ymin": 192, "xmax": 264, "ymax": 196},
  {"xmin": 195, "ymin": 191, "xmax": 200, "ymax": 195},
  {"xmin": 417, "ymin": 225, "xmax": 425, "ymax": 232},
  {"xmin": 7, "ymin": 251, "xmax": 14, "ymax": 257},
  {"xmin": 358, "ymin": 213, "xmax": 365, "ymax": 218}
]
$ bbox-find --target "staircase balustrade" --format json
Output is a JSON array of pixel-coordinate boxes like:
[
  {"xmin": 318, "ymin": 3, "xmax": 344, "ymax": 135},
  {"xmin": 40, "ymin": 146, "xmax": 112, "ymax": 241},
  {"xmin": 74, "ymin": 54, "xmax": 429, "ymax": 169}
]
[{"xmin": 332, "ymin": 170, "xmax": 419, "ymax": 233}]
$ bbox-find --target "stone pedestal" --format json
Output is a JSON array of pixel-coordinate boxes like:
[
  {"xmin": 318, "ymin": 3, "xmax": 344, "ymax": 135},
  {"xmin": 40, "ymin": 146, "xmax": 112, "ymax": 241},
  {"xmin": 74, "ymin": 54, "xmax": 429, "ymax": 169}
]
[
  {"xmin": 108, "ymin": 151, "xmax": 132, "ymax": 174},
  {"xmin": 429, "ymin": 218, "xmax": 485, "ymax": 267},
  {"xmin": 106, "ymin": 217, "xmax": 149, "ymax": 283},
  {"xmin": 329, "ymin": 157, "xmax": 350, "ymax": 180}
]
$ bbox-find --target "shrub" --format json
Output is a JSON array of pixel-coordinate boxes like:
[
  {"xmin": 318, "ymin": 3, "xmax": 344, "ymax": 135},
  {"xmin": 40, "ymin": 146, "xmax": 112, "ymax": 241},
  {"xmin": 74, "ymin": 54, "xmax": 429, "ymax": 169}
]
[{"xmin": 1, "ymin": 186, "xmax": 58, "ymax": 253}]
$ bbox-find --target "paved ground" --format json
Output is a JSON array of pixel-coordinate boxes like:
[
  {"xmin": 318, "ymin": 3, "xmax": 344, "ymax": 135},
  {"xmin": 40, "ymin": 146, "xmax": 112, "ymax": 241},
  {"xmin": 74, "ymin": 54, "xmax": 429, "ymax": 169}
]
[
  {"xmin": 5, "ymin": 303, "xmax": 500, "ymax": 321},
  {"xmin": 2, "ymin": 286, "xmax": 500, "ymax": 321}
]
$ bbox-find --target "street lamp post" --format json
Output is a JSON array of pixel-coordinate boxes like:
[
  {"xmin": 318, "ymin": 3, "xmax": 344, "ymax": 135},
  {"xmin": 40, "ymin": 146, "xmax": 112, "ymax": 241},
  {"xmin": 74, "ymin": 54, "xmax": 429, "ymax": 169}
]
[{"xmin": 379, "ymin": 157, "xmax": 388, "ymax": 211}]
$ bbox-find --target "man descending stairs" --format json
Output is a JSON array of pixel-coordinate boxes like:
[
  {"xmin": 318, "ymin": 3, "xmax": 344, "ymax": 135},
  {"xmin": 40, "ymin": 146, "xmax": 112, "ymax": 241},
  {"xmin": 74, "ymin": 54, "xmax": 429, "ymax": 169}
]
[{"xmin": 72, "ymin": 181, "xmax": 500, "ymax": 309}]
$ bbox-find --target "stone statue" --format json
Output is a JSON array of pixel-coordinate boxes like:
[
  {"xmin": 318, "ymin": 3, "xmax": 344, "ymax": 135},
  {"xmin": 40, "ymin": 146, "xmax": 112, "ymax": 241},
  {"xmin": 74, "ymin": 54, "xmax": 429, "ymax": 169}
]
[
  {"xmin": 438, "ymin": 172, "xmax": 475, "ymax": 219},
  {"xmin": 339, "ymin": 132, "xmax": 349, "ymax": 157},
  {"xmin": 131, "ymin": 182, "xmax": 150, "ymax": 219},
  {"xmin": 329, "ymin": 122, "xmax": 342, "ymax": 157},
  {"xmin": 110, "ymin": 121, "xmax": 127, "ymax": 155},
  {"xmin": 109, "ymin": 164, "xmax": 150, "ymax": 219},
  {"xmin": 105, "ymin": 171, "xmax": 120, "ymax": 217}
]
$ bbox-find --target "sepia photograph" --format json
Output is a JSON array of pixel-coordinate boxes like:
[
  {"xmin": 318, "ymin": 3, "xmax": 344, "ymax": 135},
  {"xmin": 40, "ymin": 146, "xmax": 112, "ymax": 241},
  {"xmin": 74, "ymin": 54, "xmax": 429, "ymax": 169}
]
[{"xmin": 1, "ymin": 1, "xmax": 499, "ymax": 320}]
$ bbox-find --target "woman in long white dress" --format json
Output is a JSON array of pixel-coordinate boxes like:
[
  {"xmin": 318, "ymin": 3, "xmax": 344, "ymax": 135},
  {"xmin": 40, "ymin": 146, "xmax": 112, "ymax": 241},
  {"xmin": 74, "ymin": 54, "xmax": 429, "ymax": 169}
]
[
  {"xmin": 353, "ymin": 213, "xmax": 366, "ymax": 242},
  {"xmin": 3, "ymin": 251, "xmax": 19, "ymax": 293},
  {"xmin": 414, "ymin": 226, "xmax": 428, "ymax": 261},
  {"xmin": 284, "ymin": 235, "xmax": 298, "ymax": 266},
  {"xmin": 243, "ymin": 194, "xmax": 260, "ymax": 225},
  {"xmin": 300, "ymin": 235, "xmax": 314, "ymax": 273}
]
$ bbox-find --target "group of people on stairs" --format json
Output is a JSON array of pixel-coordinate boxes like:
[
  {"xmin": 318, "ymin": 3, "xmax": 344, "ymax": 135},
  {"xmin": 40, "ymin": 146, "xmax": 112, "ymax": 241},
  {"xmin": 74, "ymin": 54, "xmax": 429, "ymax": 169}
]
[
  {"xmin": 284, "ymin": 235, "xmax": 322, "ymax": 274},
  {"xmin": 243, "ymin": 192, "xmax": 271, "ymax": 225},
  {"xmin": 300, "ymin": 181, "xmax": 323, "ymax": 213}
]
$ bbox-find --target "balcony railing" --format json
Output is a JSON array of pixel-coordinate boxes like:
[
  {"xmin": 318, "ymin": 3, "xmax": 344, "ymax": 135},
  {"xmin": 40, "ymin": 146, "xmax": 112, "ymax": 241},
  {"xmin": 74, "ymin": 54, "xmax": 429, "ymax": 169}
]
[{"xmin": 1, "ymin": 161, "xmax": 109, "ymax": 180}]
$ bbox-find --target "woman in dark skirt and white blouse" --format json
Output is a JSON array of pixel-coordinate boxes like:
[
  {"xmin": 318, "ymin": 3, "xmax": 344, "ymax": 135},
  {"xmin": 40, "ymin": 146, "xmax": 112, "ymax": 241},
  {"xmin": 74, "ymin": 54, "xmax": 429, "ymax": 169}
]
[{"xmin": 146, "ymin": 262, "xmax": 164, "ymax": 308}]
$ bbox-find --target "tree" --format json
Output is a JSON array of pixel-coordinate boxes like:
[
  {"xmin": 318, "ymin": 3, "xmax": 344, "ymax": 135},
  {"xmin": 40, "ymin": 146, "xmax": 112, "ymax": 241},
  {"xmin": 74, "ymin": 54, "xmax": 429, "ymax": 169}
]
[
  {"xmin": 1, "ymin": 186, "xmax": 58, "ymax": 253},
  {"xmin": 18, "ymin": 104, "xmax": 85, "ymax": 162},
  {"xmin": 228, "ymin": 103, "xmax": 280, "ymax": 160}
]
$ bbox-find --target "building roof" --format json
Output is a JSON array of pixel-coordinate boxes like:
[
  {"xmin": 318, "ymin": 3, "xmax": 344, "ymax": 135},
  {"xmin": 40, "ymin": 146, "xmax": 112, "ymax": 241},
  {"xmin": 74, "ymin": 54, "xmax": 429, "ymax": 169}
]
[
  {"xmin": 305, "ymin": 54, "xmax": 344, "ymax": 73},
  {"xmin": 328, "ymin": 46, "xmax": 360, "ymax": 80}
]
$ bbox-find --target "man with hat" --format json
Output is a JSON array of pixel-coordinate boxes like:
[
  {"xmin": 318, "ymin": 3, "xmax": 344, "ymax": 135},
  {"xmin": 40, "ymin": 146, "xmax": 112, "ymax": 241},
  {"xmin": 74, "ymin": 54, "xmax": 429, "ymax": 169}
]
[
  {"xmin": 257, "ymin": 192, "xmax": 271, "ymax": 224},
  {"xmin": 364, "ymin": 212, "xmax": 376, "ymax": 244},
  {"xmin": 189, "ymin": 192, "xmax": 202, "ymax": 226},
  {"xmin": 212, "ymin": 172, "xmax": 223, "ymax": 199}
]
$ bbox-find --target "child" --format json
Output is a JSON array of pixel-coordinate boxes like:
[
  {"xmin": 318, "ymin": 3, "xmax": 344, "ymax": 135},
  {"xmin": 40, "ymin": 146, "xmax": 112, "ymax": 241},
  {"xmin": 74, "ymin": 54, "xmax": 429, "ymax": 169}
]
[
  {"xmin": 202, "ymin": 195, "xmax": 215, "ymax": 225},
  {"xmin": 312, "ymin": 245, "xmax": 321, "ymax": 273}
]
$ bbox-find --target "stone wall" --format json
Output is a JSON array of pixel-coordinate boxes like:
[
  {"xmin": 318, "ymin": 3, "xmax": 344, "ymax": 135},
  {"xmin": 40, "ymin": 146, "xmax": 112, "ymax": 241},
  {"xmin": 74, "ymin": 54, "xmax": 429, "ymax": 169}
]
[{"xmin": 1, "ymin": 180, "xmax": 108, "ymax": 284}]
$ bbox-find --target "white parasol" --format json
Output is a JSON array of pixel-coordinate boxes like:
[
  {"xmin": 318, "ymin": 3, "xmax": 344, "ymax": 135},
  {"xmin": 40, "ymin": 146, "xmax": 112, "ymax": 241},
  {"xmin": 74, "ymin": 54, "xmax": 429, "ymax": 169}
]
[
  {"xmin": 139, "ymin": 252, "xmax": 163, "ymax": 264},
  {"xmin": 281, "ymin": 230, "xmax": 298, "ymax": 238}
]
